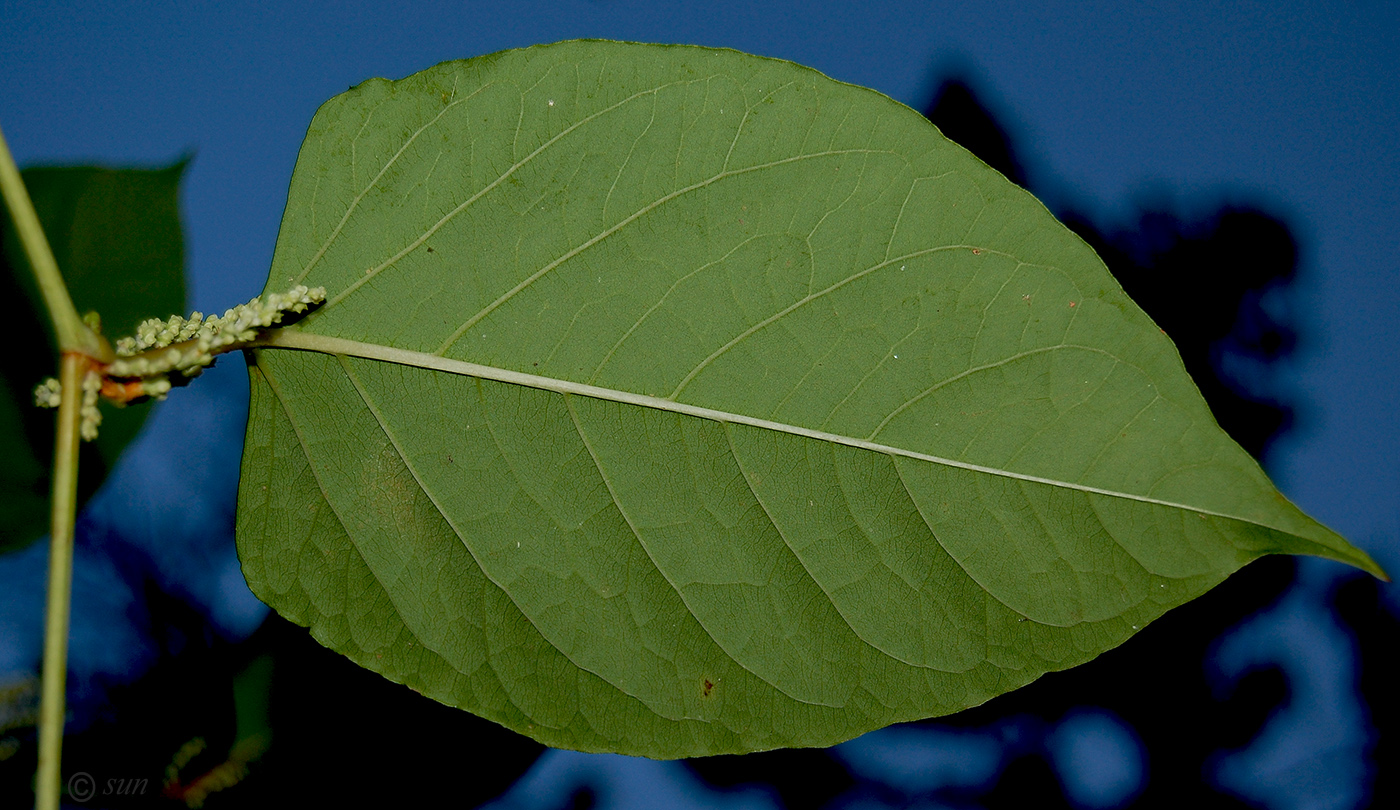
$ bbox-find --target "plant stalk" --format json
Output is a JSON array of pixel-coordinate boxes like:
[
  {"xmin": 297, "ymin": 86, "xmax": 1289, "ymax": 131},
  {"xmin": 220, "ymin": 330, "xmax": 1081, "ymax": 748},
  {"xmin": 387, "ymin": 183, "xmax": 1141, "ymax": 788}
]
[
  {"xmin": 0, "ymin": 124, "xmax": 106, "ymax": 358},
  {"xmin": 0, "ymin": 122, "xmax": 99, "ymax": 810},
  {"xmin": 34, "ymin": 352, "xmax": 86, "ymax": 810}
]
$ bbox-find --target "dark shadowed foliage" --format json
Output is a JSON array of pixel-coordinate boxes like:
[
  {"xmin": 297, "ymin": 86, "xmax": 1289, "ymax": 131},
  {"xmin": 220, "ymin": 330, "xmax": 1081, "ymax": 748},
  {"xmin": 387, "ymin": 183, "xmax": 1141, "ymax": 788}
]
[
  {"xmin": 211, "ymin": 616, "xmax": 544, "ymax": 808},
  {"xmin": 3, "ymin": 611, "xmax": 542, "ymax": 808},
  {"xmin": 1332, "ymin": 574, "xmax": 1399, "ymax": 809}
]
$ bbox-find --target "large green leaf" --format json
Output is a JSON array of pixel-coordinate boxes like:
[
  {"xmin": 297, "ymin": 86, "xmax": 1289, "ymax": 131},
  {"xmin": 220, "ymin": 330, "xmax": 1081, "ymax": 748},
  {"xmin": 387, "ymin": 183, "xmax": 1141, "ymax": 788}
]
[
  {"xmin": 236, "ymin": 41, "xmax": 1381, "ymax": 757},
  {"xmin": 1, "ymin": 163, "xmax": 187, "ymax": 553}
]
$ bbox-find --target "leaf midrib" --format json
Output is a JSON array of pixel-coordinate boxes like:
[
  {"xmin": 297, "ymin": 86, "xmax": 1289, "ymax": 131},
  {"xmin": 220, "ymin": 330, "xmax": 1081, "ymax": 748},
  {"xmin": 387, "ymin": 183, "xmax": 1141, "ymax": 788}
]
[{"xmin": 254, "ymin": 328, "xmax": 1242, "ymax": 522}]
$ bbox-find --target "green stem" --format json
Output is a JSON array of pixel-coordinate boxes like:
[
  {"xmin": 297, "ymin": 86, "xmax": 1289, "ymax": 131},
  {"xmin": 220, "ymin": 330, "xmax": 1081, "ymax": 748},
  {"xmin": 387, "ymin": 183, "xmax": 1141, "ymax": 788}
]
[
  {"xmin": 34, "ymin": 352, "xmax": 85, "ymax": 810},
  {"xmin": 0, "ymin": 124, "xmax": 104, "ymax": 358},
  {"xmin": 0, "ymin": 122, "xmax": 100, "ymax": 810}
]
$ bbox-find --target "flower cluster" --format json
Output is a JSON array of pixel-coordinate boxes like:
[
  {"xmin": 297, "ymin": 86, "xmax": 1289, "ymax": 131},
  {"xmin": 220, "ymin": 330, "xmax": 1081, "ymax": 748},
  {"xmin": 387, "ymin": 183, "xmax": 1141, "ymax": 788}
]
[
  {"xmin": 32, "ymin": 285, "xmax": 326, "ymax": 441},
  {"xmin": 109, "ymin": 285, "xmax": 327, "ymax": 377}
]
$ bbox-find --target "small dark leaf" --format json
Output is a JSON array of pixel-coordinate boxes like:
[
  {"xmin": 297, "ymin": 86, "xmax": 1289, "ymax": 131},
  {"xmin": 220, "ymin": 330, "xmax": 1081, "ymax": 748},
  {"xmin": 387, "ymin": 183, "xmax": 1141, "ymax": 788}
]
[{"xmin": 2, "ymin": 163, "xmax": 187, "ymax": 553}]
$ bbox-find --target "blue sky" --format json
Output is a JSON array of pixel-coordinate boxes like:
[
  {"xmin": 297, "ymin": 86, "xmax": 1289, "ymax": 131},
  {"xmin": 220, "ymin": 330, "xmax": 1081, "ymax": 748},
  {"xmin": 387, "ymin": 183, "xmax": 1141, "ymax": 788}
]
[{"xmin": 2, "ymin": 1, "xmax": 1397, "ymax": 806}]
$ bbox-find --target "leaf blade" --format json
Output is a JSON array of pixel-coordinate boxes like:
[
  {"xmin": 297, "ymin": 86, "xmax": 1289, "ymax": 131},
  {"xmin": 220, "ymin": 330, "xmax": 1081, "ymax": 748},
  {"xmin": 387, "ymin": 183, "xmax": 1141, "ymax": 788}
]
[{"xmin": 239, "ymin": 40, "xmax": 1381, "ymax": 757}]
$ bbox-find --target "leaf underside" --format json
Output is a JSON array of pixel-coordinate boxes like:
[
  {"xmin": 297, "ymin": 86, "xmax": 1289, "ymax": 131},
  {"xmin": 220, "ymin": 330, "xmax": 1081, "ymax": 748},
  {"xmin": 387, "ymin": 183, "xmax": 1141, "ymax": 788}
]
[{"xmin": 236, "ymin": 40, "xmax": 1380, "ymax": 757}]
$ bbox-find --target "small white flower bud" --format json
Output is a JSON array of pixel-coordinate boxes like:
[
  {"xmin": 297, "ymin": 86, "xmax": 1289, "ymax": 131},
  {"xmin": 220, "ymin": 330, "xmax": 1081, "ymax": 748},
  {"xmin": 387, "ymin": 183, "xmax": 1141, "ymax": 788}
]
[
  {"xmin": 34, "ymin": 378, "xmax": 63, "ymax": 409},
  {"xmin": 142, "ymin": 377, "xmax": 172, "ymax": 400},
  {"xmin": 80, "ymin": 370, "xmax": 102, "ymax": 441}
]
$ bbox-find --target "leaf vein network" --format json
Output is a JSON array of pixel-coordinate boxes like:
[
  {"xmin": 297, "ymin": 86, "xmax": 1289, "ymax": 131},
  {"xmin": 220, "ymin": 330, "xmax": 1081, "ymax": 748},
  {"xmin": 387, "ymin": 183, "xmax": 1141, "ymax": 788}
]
[
  {"xmin": 433, "ymin": 147, "xmax": 894, "ymax": 357},
  {"xmin": 721, "ymin": 80, "xmax": 798, "ymax": 172},
  {"xmin": 255, "ymin": 356, "xmax": 490, "ymax": 684},
  {"xmin": 317, "ymin": 78, "xmax": 701, "ymax": 305},
  {"xmin": 670, "ymin": 243, "xmax": 986, "ymax": 400},
  {"xmin": 588, "ymin": 234, "xmax": 769, "ymax": 384},
  {"xmin": 332, "ymin": 356, "xmax": 686, "ymax": 719},
  {"xmin": 723, "ymin": 424, "xmax": 962, "ymax": 673},
  {"xmin": 866, "ymin": 344, "xmax": 1120, "ymax": 441},
  {"xmin": 889, "ymin": 458, "xmax": 1043, "ymax": 627},
  {"xmin": 814, "ymin": 319, "xmax": 924, "ymax": 429},
  {"xmin": 563, "ymin": 395, "xmax": 834, "ymax": 706},
  {"xmin": 297, "ymin": 84, "xmax": 491, "ymax": 285},
  {"xmin": 601, "ymin": 92, "xmax": 660, "ymax": 223}
]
